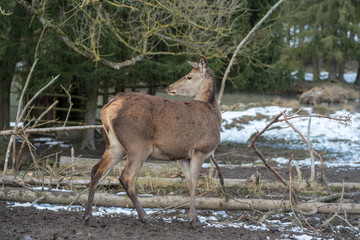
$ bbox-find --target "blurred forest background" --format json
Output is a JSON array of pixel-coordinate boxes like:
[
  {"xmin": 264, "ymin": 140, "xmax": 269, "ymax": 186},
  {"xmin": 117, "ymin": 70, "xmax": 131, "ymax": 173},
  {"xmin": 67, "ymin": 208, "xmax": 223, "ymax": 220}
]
[{"xmin": 1, "ymin": 0, "xmax": 360, "ymax": 149}]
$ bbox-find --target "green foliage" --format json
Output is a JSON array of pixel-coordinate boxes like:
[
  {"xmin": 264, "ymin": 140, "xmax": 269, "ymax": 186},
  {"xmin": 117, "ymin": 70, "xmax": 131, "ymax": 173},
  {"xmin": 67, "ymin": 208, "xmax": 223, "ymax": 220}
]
[
  {"xmin": 224, "ymin": 0, "xmax": 293, "ymax": 92},
  {"xmin": 4, "ymin": 0, "xmax": 360, "ymax": 99},
  {"xmin": 282, "ymin": 0, "xmax": 360, "ymax": 82}
]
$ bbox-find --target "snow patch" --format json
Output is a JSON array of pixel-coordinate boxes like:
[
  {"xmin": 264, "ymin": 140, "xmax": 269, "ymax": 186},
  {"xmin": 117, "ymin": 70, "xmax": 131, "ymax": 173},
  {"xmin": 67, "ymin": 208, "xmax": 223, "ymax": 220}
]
[{"xmin": 221, "ymin": 107, "xmax": 360, "ymax": 164}]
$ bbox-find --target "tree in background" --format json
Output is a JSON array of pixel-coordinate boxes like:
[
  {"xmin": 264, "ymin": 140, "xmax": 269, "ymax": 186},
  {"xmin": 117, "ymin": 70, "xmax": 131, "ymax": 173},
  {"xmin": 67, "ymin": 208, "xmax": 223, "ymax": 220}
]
[
  {"xmin": 0, "ymin": 1, "xmax": 41, "ymax": 130},
  {"xmin": 224, "ymin": 0, "xmax": 293, "ymax": 92},
  {"xmin": 5, "ymin": 0, "xmax": 359, "ymax": 151},
  {"xmin": 283, "ymin": 0, "xmax": 360, "ymax": 82},
  {"xmin": 14, "ymin": 0, "xmax": 245, "ymax": 149}
]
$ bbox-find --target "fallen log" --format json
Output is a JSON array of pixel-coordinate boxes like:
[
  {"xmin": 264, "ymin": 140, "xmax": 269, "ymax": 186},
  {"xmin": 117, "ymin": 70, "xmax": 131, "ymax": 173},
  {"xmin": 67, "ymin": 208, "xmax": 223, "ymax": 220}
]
[
  {"xmin": 1, "ymin": 186, "xmax": 360, "ymax": 214},
  {"xmin": 0, "ymin": 175, "xmax": 291, "ymax": 190},
  {"xmin": 319, "ymin": 191, "xmax": 360, "ymax": 203},
  {"xmin": 1, "ymin": 175, "xmax": 360, "ymax": 191}
]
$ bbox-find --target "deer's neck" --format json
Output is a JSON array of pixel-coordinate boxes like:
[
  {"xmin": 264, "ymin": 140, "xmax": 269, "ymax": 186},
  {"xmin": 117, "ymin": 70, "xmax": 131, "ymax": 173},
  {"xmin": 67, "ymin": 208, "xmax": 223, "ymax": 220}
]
[{"xmin": 194, "ymin": 76, "xmax": 217, "ymax": 104}]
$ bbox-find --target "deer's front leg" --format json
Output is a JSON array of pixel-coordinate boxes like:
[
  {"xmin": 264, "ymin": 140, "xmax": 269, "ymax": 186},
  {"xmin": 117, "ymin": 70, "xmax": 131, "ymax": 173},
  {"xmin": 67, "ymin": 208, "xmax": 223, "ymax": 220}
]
[{"xmin": 184, "ymin": 152, "xmax": 206, "ymax": 228}]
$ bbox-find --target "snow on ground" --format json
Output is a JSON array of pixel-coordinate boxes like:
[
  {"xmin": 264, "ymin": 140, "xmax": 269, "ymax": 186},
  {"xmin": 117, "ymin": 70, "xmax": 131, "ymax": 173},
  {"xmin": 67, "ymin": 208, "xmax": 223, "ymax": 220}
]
[
  {"xmin": 9, "ymin": 122, "xmax": 23, "ymax": 127},
  {"xmin": 31, "ymin": 137, "xmax": 72, "ymax": 148},
  {"xmin": 221, "ymin": 106, "xmax": 360, "ymax": 167},
  {"xmin": 30, "ymin": 187, "xmax": 74, "ymax": 192}
]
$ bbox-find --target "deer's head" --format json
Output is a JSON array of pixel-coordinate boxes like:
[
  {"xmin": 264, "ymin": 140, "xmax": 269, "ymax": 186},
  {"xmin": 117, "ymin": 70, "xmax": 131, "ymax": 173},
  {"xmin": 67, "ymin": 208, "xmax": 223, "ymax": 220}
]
[{"xmin": 166, "ymin": 56, "xmax": 210, "ymax": 97}]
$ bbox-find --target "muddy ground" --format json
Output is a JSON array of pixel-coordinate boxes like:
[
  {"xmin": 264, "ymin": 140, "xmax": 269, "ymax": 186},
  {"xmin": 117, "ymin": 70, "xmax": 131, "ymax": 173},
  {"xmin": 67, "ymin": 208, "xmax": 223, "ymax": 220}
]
[
  {"xmin": 2, "ymin": 199, "xmax": 360, "ymax": 240},
  {"xmin": 1, "ymin": 138, "xmax": 360, "ymax": 239}
]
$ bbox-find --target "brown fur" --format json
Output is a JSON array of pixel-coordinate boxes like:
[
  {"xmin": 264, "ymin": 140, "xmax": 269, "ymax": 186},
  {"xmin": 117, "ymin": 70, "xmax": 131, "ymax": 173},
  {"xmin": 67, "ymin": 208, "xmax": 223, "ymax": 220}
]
[{"xmin": 85, "ymin": 56, "xmax": 221, "ymax": 228}]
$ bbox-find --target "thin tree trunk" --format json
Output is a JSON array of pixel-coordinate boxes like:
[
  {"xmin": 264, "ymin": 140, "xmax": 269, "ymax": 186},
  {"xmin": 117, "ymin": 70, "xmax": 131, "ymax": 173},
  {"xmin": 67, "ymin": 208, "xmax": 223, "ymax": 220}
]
[
  {"xmin": 81, "ymin": 88, "xmax": 98, "ymax": 150},
  {"xmin": 354, "ymin": 62, "xmax": 360, "ymax": 86},
  {"xmin": 0, "ymin": 80, "xmax": 11, "ymax": 130},
  {"xmin": 147, "ymin": 85, "xmax": 156, "ymax": 95},
  {"xmin": 312, "ymin": 57, "xmax": 320, "ymax": 82},
  {"xmin": 338, "ymin": 61, "xmax": 345, "ymax": 82},
  {"xmin": 115, "ymin": 79, "xmax": 125, "ymax": 94},
  {"xmin": 102, "ymin": 80, "xmax": 109, "ymax": 106},
  {"xmin": 328, "ymin": 59, "xmax": 338, "ymax": 82}
]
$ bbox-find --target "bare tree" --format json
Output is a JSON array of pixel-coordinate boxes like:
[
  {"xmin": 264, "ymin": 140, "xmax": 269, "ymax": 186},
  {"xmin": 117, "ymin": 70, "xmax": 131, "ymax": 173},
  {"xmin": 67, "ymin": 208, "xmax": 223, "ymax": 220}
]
[
  {"xmin": 16, "ymin": 0, "xmax": 245, "ymax": 149},
  {"xmin": 17, "ymin": 0, "xmax": 244, "ymax": 68}
]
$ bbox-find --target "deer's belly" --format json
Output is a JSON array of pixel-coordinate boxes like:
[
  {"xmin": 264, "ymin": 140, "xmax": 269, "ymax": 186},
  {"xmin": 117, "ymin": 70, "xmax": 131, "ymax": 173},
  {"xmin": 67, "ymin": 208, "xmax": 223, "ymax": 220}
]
[{"xmin": 151, "ymin": 146, "xmax": 191, "ymax": 161}]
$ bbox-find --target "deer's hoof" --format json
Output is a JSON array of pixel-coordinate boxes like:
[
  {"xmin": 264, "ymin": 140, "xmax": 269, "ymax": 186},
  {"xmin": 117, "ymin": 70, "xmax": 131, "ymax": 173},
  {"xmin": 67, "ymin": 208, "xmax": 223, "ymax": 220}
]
[
  {"xmin": 139, "ymin": 215, "xmax": 149, "ymax": 224},
  {"xmin": 190, "ymin": 216, "xmax": 201, "ymax": 229},
  {"xmin": 84, "ymin": 215, "xmax": 92, "ymax": 227}
]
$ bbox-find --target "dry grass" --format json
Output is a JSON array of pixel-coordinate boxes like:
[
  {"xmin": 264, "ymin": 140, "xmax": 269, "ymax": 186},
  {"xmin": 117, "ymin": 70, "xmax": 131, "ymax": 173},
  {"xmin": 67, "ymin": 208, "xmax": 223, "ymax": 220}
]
[
  {"xmin": 271, "ymin": 97, "xmax": 301, "ymax": 109},
  {"xmin": 299, "ymin": 83, "xmax": 359, "ymax": 105}
]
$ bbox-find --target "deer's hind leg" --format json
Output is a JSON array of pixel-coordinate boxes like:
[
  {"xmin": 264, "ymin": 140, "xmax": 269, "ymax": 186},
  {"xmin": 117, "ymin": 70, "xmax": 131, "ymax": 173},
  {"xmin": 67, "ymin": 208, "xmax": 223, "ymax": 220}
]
[
  {"xmin": 182, "ymin": 151, "xmax": 207, "ymax": 228},
  {"xmin": 85, "ymin": 147, "xmax": 125, "ymax": 225},
  {"xmin": 119, "ymin": 147, "xmax": 151, "ymax": 222}
]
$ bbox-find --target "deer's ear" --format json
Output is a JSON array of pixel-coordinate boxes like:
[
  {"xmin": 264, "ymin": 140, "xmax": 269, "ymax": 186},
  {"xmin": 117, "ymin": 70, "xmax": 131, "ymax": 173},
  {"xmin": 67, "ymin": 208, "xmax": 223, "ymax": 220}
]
[
  {"xmin": 198, "ymin": 56, "xmax": 208, "ymax": 74},
  {"xmin": 188, "ymin": 61, "xmax": 198, "ymax": 68}
]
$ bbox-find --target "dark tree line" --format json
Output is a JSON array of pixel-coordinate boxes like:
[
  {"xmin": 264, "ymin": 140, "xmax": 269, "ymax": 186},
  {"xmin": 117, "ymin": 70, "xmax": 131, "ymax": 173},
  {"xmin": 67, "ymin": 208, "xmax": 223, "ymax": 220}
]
[{"xmin": 1, "ymin": 0, "xmax": 359, "ymax": 149}]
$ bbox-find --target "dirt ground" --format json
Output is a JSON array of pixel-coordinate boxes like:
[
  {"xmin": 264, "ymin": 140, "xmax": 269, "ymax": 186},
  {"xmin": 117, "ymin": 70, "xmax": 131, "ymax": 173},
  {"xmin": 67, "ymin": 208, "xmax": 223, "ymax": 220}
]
[
  {"xmin": 1, "ymin": 139, "xmax": 360, "ymax": 239},
  {"xmin": 2, "ymin": 200, "xmax": 360, "ymax": 240},
  {"xmin": 0, "ymin": 200, "xmax": 271, "ymax": 240}
]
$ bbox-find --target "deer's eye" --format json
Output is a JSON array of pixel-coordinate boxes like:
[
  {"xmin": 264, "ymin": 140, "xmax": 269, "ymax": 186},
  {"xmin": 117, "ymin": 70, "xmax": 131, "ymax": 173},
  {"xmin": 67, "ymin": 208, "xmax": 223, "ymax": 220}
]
[{"xmin": 187, "ymin": 76, "xmax": 192, "ymax": 80}]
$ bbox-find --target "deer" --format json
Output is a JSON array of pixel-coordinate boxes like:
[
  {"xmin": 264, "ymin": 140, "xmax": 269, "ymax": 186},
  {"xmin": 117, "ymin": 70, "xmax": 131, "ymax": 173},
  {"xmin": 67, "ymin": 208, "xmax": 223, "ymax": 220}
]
[{"xmin": 84, "ymin": 56, "xmax": 222, "ymax": 228}]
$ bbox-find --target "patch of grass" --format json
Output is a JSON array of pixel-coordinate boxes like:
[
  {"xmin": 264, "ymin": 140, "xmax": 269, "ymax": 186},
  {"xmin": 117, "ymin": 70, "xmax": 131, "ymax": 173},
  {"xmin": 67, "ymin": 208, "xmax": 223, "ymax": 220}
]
[
  {"xmin": 254, "ymin": 113, "xmax": 270, "ymax": 121},
  {"xmin": 312, "ymin": 105, "xmax": 334, "ymax": 115},
  {"xmin": 293, "ymin": 109, "xmax": 310, "ymax": 115},
  {"xmin": 271, "ymin": 97, "xmax": 301, "ymax": 109}
]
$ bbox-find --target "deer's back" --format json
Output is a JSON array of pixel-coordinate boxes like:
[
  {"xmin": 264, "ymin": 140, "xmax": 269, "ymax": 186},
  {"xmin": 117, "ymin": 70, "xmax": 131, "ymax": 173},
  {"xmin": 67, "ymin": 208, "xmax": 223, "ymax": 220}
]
[{"xmin": 101, "ymin": 92, "xmax": 221, "ymax": 160}]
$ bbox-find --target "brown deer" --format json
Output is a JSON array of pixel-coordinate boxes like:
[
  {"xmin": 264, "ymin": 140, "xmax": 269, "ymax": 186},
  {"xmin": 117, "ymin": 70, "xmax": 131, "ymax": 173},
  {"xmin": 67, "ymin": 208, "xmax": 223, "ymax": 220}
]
[{"xmin": 84, "ymin": 56, "xmax": 221, "ymax": 228}]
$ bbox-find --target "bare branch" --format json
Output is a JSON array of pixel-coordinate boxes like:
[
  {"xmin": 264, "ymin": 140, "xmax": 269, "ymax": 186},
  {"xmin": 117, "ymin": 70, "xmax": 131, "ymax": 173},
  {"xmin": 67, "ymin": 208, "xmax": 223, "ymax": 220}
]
[
  {"xmin": 218, "ymin": 0, "xmax": 287, "ymax": 104},
  {"xmin": 15, "ymin": 0, "xmax": 144, "ymax": 70},
  {"xmin": 0, "ymin": 125, "xmax": 103, "ymax": 136},
  {"xmin": 60, "ymin": 85, "xmax": 73, "ymax": 127},
  {"xmin": 280, "ymin": 112, "xmax": 324, "ymax": 164},
  {"xmin": 248, "ymin": 111, "xmax": 294, "ymax": 197},
  {"xmin": 3, "ymin": 58, "xmax": 39, "ymax": 174}
]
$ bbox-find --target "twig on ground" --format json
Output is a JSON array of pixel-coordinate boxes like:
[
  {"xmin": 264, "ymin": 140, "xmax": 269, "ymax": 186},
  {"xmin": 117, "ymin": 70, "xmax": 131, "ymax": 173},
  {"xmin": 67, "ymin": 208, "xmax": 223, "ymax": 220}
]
[
  {"xmin": 3, "ymin": 58, "xmax": 39, "ymax": 174},
  {"xmin": 321, "ymin": 181, "xmax": 346, "ymax": 229},
  {"xmin": 258, "ymin": 210, "xmax": 277, "ymax": 224},
  {"xmin": 217, "ymin": 189, "xmax": 253, "ymax": 210},
  {"xmin": 294, "ymin": 163, "xmax": 302, "ymax": 181},
  {"xmin": 287, "ymin": 155, "xmax": 318, "ymax": 231},
  {"xmin": 319, "ymin": 181, "xmax": 359, "ymax": 233},
  {"xmin": 287, "ymin": 156, "xmax": 303, "ymax": 228},
  {"xmin": 67, "ymin": 188, "xmax": 88, "ymax": 211},
  {"xmin": 150, "ymin": 187, "xmax": 218, "ymax": 219},
  {"xmin": 3, "ymin": 73, "xmax": 59, "ymax": 174},
  {"xmin": 248, "ymin": 108, "xmax": 356, "ymax": 232},
  {"xmin": 15, "ymin": 100, "xmax": 59, "ymax": 170},
  {"xmin": 209, "ymin": 155, "xmax": 227, "ymax": 200},
  {"xmin": 249, "ymin": 111, "xmax": 296, "ymax": 202},
  {"xmin": 31, "ymin": 196, "xmax": 45, "ymax": 206}
]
